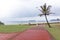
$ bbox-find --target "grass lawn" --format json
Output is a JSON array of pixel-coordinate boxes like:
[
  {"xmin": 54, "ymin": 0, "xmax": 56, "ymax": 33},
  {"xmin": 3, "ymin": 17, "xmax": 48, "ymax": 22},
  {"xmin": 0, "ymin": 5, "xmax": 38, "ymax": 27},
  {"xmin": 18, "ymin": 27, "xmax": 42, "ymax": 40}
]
[
  {"xmin": 0, "ymin": 25, "xmax": 32, "ymax": 33},
  {"xmin": 45, "ymin": 23, "xmax": 60, "ymax": 40}
]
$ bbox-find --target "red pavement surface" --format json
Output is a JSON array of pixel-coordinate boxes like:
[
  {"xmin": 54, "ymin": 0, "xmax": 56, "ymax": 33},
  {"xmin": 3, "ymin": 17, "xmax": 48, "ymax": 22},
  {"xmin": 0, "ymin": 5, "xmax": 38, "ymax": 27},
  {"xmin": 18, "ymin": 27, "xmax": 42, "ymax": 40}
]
[
  {"xmin": 12, "ymin": 29, "xmax": 53, "ymax": 40},
  {"xmin": 0, "ymin": 26, "xmax": 54, "ymax": 40},
  {"xmin": 0, "ymin": 33, "xmax": 17, "ymax": 40}
]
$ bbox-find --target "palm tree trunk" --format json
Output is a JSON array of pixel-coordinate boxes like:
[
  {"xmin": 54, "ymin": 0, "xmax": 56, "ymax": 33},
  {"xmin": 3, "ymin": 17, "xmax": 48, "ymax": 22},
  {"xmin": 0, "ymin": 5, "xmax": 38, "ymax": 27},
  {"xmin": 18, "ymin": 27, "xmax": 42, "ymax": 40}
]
[{"xmin": 45, "ymin": 15, "xmax": 51, "ymax": 28}]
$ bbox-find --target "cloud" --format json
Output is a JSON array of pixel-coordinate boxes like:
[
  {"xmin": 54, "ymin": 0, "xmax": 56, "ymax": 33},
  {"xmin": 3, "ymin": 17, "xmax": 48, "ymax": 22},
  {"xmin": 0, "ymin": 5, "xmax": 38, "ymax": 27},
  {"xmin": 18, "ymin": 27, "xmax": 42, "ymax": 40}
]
[
  {"xmin": 0, "ymin": 0, "xmax": 60, "ymax": 20},
  {"xmin": 2, "ymin": 16, "xmax": 60, "ymax": 21}
]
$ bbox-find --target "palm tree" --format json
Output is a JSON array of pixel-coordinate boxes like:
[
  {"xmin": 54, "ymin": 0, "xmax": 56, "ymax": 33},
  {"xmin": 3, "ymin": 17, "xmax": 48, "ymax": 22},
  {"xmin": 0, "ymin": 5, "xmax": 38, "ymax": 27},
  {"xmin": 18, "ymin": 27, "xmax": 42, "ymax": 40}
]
[{"xmin": 38, "ymin": 3, "xmax": 53, "ymax": 28}]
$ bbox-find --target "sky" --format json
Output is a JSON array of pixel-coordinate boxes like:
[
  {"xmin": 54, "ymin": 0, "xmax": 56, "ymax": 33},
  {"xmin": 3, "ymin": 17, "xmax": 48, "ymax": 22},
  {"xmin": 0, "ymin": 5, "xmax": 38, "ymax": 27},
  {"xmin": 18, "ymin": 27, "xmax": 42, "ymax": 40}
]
[{"xmin": 0, "ymin": 0, "xmax": 60, "ymax": 24}]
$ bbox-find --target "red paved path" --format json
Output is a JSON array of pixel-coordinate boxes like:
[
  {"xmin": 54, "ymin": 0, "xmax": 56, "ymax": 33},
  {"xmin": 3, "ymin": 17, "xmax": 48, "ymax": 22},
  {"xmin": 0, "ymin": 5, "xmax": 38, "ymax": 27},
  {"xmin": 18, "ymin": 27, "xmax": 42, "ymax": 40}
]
[
  {"xmin": 0, "ymin": 33, "xmax": 17, "ymax": 40},
  {"xmin": 11, "ymin": 27, "xmax": 54, "ymax": 40}
]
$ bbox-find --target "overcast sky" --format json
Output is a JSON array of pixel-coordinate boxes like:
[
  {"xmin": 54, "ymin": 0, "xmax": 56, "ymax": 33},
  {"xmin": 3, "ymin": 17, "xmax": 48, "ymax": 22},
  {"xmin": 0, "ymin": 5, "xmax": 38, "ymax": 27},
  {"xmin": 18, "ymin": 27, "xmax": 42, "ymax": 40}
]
[{"xmin": 0, "ymin": 0, "xmax": 60, "ymax": 24}]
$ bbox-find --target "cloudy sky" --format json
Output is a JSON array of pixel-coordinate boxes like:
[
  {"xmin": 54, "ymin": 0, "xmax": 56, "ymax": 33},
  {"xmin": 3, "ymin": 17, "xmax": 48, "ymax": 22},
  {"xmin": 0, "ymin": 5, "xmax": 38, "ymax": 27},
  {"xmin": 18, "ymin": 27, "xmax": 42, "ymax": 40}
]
[{"xmin": 0, "ymin": 0, "xmax": 60, "ymax": 24}]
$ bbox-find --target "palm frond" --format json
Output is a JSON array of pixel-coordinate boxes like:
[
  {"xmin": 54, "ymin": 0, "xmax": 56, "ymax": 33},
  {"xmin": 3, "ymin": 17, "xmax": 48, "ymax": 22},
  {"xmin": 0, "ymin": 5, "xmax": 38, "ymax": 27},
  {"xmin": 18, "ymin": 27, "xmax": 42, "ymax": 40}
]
[
  {"xmin": 40, "ymin": 6, "xmax": 44, "ymax": 11},
  {"xmin": 49, "ymin": 13, "xmax": 55, "ymax": 14},
  {"xmin": 43, "ymin": 3, "xmax": 46, "ymax": 10},
  {"xmin": 38, "ymin": 9, "xmax": 44, "ymax": 13},
  {"xmin": 47, "ymin": 5, "xmax": 51, "ymax": 11},
  {"xmin": 39, "ymin": 14, "xmax": 44, "ymax": 16},
  {"xmin": 46, "ymin": 12, "xmax": 55, "ymax": 15}
]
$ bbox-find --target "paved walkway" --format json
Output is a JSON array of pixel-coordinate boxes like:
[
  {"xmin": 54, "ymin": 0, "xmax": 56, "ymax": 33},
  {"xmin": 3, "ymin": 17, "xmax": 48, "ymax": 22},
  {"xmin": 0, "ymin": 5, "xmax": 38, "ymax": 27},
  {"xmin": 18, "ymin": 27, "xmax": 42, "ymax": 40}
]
[
  {"xmin": 0, "ymin": 33, "xmax": 17, "ymax": 40},
  {"xmin": 11, "ymin": 26, "xmax": 54, "ymax": 40}
]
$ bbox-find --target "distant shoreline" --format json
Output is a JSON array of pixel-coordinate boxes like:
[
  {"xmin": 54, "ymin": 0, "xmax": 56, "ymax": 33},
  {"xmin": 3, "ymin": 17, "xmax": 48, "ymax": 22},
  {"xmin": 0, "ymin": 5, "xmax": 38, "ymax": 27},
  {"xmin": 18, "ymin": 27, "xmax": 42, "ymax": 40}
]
[{"xmin": 4, "ymin": 21, "xmax": 60, "ymax": 25}]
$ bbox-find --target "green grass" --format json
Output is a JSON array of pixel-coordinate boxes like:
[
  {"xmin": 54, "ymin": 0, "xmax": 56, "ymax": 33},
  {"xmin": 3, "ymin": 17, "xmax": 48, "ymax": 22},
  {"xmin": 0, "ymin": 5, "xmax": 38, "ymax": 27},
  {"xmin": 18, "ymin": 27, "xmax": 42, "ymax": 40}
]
[
  {"xmin": 45, "ymin": 23, "xmax": 60, "ymax": 40},
  {"xmin": 0, "ymin": 25, "xmax": 32, "ymax": 33}
]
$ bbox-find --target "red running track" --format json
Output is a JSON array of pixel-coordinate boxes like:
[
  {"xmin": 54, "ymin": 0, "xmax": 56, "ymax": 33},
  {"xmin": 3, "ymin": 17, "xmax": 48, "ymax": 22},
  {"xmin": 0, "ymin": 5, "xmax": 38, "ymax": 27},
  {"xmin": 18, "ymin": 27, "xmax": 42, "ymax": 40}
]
[
  {"xmin": 11, "ymin": 28, "xmax": 53, "ymax": 40},
  {"xmin": 0, "ymin": 33, "xmax": 17, "ymax": 40}
]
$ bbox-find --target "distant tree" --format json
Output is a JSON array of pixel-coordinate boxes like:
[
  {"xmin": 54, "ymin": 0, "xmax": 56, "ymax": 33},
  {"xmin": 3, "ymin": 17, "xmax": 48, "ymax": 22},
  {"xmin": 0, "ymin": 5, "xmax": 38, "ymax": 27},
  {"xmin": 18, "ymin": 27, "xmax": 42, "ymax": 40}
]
[
  {"xmin": 0, "ymin": 21, "xmax": 4, "ymax": 25},
  {"xmin": 57, "ymin": 18, "xmax": 60, "ymax": 21},
  {"xmin": 38, "ymin": 3, "xmax": 53, "ymax": 28},
  {"xmin": 57, "ymin": 18, "xmax": 60, "ymax": 23}
]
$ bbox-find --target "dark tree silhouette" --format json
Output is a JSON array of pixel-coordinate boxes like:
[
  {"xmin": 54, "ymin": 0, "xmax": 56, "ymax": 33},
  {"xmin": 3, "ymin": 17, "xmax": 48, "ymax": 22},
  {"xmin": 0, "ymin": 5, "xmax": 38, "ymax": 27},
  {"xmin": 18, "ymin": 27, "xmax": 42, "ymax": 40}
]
[
  {"xmin": 0, "ymin": 21, "xmax": 4, "ymax": 25},
  {"xmin": 38, "ymin": 3, "xmax": 53, "ymax": 28},
  {"xmin": 57, "ymin": 18, "xmax": 60, "ymax": 21},
  {"xmin": 57, "ymin": 18, "xmax": 60, "ymax": 23}
]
